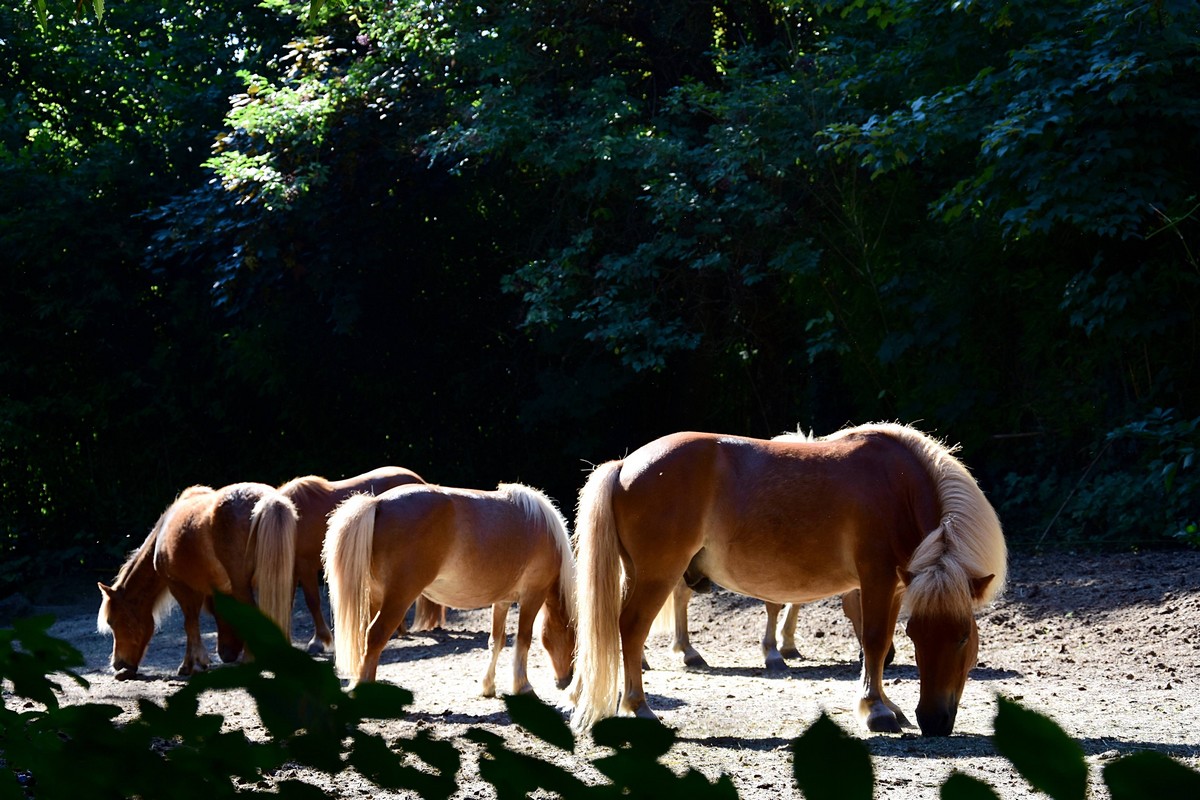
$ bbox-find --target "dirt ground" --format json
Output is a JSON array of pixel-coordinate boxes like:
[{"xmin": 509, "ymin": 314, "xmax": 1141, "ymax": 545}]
[{"xmin": 14, "ymin": 549, "xmax": 1200, "ymax": 799}]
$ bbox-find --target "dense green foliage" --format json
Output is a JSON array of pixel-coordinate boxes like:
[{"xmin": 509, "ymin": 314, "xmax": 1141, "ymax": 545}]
[
  {"xmin": 2, "ymin": 600, "xmax": 1199, "ymax": 798},
  {"xmin": 3, "ymin": 0, "xmax": 1199, "ymax": 586}
]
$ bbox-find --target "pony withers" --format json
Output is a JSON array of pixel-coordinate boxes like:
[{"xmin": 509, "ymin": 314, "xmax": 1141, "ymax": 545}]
[
  {"xmin": 97, "ymin": 483, "xmax": 297, "ymax": 679},
  {"xmin": 322, "ymin": 482, "xmax": 577, "ymax": 698},
  {"xmin": 570, "ymin": 423, "xmax": 1006, "ymax": 737},
  {"xmin": 279, "ymin": 466, "xmax": 439, "ymax": 654}
]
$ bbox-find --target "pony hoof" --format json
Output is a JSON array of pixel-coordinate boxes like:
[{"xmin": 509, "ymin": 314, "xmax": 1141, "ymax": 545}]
[
  {"xmin": 306, "ymin": 639, "xmax": 330, "ymax": 656},
  {"xmin": 866, "ymin": 710, "xmax": 902, "ymax": 734},
  {"xmin": 780, "ymin": 647, "xmax": 801, "ymax": 660},
  {"xmin": 114, "ymin": 667, "xmax": 138, "ymax": 681},
  {"xmin": 683, "ymin": 653, "xmax": 709, "ymax": 669},
  {"xmin": 765, "ymin": 655, "xmax": 787, "ymax": 672},
  {"xmin": 633, "ymin": 705, "xmax": 660, "ymax": 722}
]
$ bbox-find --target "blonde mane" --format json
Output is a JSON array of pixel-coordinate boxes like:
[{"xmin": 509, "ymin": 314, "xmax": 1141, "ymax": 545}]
[
  {"xmin": 783, "ymin": 422, "xmax": 1007, "ymax": 617},
  {"xmin": 846, "ymin": 423, "xmax": 1007, "ymax": 617},
  {"xmin": 498, "ymin": 483, "xmax": 578, "ymax": 624}
]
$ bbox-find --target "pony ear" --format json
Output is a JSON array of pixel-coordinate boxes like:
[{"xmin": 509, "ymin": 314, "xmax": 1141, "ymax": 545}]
[
  {"xmin": 98, "ymin": 582, "xmax": 115, "ymax": 598},
  {"xmin": 970, "ymin": 574, "xmax": 995, "ymax": 600},
  {"xmin": 897, "ymin": 568, "xmax": 915, "ymax": 586}
]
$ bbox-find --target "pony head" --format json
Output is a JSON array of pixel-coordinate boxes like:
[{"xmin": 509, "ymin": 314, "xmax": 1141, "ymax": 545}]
[
  {"xmin": 97, "ymin": 582, "xmax": 156, "ymax": 680},
  {"xmin": 902, "ymin": 524, "xmax": 1000, "ymax": 736},
  {"xmin": 540, "ymin": 595, "xmax": 577, "ymax": 690}
]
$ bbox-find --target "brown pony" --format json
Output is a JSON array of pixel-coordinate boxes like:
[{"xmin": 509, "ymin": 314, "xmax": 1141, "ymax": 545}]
[
  {"xmin": 570, "ymin": 423, "xmax": 1006, "ymax": 736},
  {"xmin": 323, "ymin": 482, "xmax": 577, "ymax": 698},
  {"xmin": 97, "ymin": 483, "xmax": 297, "ymax": 679},
  {"xmin": 279, "ymin": 466, "xmax": 433, "ymax": 653}
]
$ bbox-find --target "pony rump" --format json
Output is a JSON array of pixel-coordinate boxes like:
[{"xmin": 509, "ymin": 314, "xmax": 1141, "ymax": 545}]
[
  {"xmin": 498, "ymin": 483, "xmax": 577, "ymax": 623},
  {"xmin": 857, "ymin": 423, "xmax": 1007, "ymax": 617}
]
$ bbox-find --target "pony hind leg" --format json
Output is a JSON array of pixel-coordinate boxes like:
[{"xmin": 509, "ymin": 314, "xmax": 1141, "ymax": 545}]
[
  {"xmin": 619, "ymin": 578, "xmax": 680, "ymax": 720},
  {"xmin": 481, "ymin": 601, "xmax": 510, "ymax": 698},
  {"xmin": 298, "ymin": 565, "xmax": 333, "ymax": 654},
  {"xmin": 361, "ymin": 592, "xmax": 416, "ymax": 683},
  {"xmin": 762, "ymin": 602, "xmax": 787, "ymax": 671},
  {"xmin": 669, "ymin": 582, "xmax": 708, "ymax": 668},
  {"xmin": 780, "ymin": 603, "xmax": 801, "ymax": 660},
  {"xmin": 175, "ymin": 587, "xmax": 211, "ymax": 676}
]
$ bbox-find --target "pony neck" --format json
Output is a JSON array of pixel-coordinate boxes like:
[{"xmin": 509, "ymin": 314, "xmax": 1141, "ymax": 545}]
[{"xmin": 113, "ymin": 527, "xmax": 169, "ymax": 602}]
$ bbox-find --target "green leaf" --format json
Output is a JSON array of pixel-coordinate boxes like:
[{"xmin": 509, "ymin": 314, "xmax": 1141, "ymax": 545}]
[
  {"xmin": 941, "ymin": 771, "xmax": 1002, "ymax": 800},
  {"xmin": 503, "ymin": 693, "xmax": 575, "ymax": 752},
  {"xmin": 993, "ymin": 696, "xmax": 1087, "ymax": 800},
  {"xmin": 791, "ymin": 713, "xmax": 873, "ymax": 800},
  {"xmin": 1104, "ymin": 751, "xmax": 1200, "ymax": 800}
]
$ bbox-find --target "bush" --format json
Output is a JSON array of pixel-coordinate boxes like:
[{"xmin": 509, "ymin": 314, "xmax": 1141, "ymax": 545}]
[{"xmin": 2, "ymin": 597, "xmax": 1197, "ymax": 799}]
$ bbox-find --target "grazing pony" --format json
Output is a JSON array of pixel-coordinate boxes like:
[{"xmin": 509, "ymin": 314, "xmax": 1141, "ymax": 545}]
[
  {"xmin": 97, "ymin": 483, "xmax": 297, "ymax": 679},
  {"xmin": 323, "ymin": 482, "xmax": 577, "ymax": 698},
  {"xmin": 570, "ymin": 423, "xmax": 1006, "ymax": 736},
  {"xmin": 279, "ymin": 466, "xmax": 433, "ymax": 653}
]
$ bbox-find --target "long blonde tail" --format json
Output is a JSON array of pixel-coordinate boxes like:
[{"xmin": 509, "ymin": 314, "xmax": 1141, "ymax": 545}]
[
  {"xmin": 569, "ymin": 460, "xmax": 625, "ymax": 731},
  {"xmin": 249, "ymin": 491, "xmax": 298, "ymax": 640},
  {"xmin": 323, "ymin": 493, "xmax": 378, "ymax": 680}
]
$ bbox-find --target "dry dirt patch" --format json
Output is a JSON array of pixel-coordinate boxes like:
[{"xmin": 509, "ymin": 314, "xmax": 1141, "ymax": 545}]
[{"xmin": 14, "ymin": 550, "xmax": 1200, "ymax": 799}]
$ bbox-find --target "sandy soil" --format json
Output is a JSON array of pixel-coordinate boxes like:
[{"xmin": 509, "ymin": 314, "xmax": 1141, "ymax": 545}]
[{"xmin": 13, "ymin": 549, "xmax": 1200, "ymax": 799}]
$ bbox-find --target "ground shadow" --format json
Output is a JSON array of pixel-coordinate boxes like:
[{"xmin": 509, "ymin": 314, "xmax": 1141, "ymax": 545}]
[{"xmin": 378, "ymin": 629, "xmax": 491, "ymax": 666}]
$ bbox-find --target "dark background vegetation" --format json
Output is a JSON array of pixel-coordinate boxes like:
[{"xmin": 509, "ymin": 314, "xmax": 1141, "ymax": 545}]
[{"xmin": 3, "ymin": 0, "xmax": 1198, "ymax": 590}]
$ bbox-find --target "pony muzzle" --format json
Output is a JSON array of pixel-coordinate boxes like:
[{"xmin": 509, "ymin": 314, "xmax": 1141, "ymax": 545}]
[{"xmin": 916, "ymin": 693, "xmax": 959, "ymax": 737}]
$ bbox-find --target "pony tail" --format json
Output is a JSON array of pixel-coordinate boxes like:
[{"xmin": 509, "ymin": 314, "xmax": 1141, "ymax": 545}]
[
  {"xmin": 569, "ymin": 460, "xmax": 624, "ymax": 731},
  {"xmin": 249, "ymin": 491, "xmax": 298, "ymax": 641},
  {"xmin": 323, "ymin": 493, "xmax": 378, "ymax": 681},
  {"xmin": 410, "ymin": 596, "xmax": 446, "ymax": 632}
]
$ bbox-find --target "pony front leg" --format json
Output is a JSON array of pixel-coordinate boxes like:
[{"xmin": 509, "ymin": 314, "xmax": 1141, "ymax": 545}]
[
  {"xmin": 510, "ymin": 597, "xmax": 543, "ymax": 696},
  {"xmin": 481, "ymin": 602, "xmax": 509, "ymax": 698},
  {"xmin": 856, "ymin": 583, "xmax": 911, "ymax": 733}
]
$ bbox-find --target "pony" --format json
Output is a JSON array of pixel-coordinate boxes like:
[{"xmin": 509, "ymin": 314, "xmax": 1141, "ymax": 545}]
[
  {"xmin": 97, "ymin": 483, "xmax": 298, "ymax": 679},
  {"xmin": 322, "ymin": 482, "xmax": 577, "ymax": 698},
  {"xmin": 570, "ymin": 423, "xmax": 1006, "ymax": 736},
  {"xmin": 279, "ymin": 466, "xmax": 436, "ymax": 653}
]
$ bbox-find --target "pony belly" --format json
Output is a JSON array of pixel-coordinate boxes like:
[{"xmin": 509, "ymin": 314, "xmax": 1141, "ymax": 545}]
[
  {"xmin": 422, "ymin": 580, "xmax": 518, "ymax": 611},
  {"xmin": 693, "ymin": 551, "xmax": 857, "ymax": 605}
]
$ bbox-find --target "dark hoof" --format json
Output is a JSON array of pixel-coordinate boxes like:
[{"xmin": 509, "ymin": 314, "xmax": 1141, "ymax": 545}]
[
  {"xmin": 765, "ymin": 655, "xmax": 787, "ymax": 672},
  {"xmin": 114, "ymin": 667, "xmax": 138, "ymax": 681},
  {"xmin": 683, "ymin": 652, "xmax": 709, "ymax": 669},
  {"xmin": 780, "ymin": 647, "xmax": 801, "ymax": 660},
  {"xmin": 866, "ymin": 710, "xmax": 902, "ymax": 734}
]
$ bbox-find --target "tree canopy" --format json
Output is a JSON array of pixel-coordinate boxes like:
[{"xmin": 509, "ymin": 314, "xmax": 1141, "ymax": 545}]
[{"xmin": 3, "ymin": 0, "xmax": 1198, "ymax": 585}]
